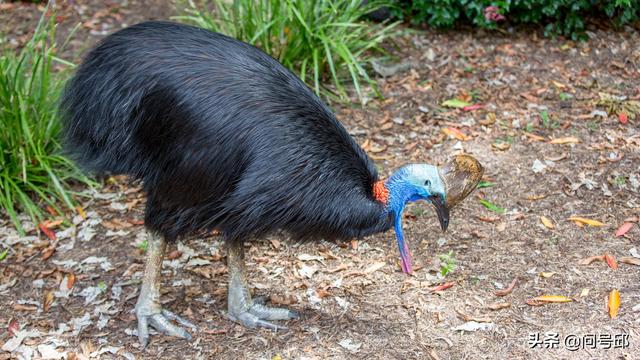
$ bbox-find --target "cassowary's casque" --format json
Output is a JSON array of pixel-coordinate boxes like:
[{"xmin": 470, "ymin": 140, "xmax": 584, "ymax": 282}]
[{"xmin": 60, "ymin": 21, "xmax": 483, "ymax": 346}]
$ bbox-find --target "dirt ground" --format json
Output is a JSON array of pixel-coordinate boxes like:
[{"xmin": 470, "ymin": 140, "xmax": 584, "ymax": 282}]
[{"xmin": 1, "ymin": 1, "xmax": 639, "ymax": 359}]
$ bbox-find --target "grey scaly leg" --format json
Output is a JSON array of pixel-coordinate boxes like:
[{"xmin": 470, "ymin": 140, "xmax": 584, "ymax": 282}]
[
  {"xmin": 226, "ymin": 240, "xmax": 299, "ymax": 330},
  {"xmin": 135, "ymin": 232, "xmax": 197, "ymax": 347}
]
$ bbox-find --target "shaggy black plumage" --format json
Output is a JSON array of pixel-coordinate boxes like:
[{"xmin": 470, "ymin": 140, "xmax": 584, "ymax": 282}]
[{"xmin": 60, "ymin": 21, "xmax": 392, "ymax": 243}]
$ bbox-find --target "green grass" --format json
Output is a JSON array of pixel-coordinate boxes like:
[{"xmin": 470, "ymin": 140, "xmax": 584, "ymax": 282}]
[
  {"xmin": 175, "ymin": 0, "xmax": 399, "ymax": 101},
  {"xmin": 0, "ymin": 11, "xmax": 93, "ymax": 235}
]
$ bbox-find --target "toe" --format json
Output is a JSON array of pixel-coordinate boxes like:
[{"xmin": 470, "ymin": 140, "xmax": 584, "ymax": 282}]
[
  {"xmin": 137, "ymin": 315, "xmax": 150, "ymax": 348},
  {"xmin": 252, "ymin": 296, "xmax": 268, "ymax": 305},
  {"xmin": 161, "ymin": 309, "xmax": 198, "ymax": 330},
  {"xmin": 255, "ymin": 319, "xmax": 288, "ymax": 331},
  {"xmin": 149, "ymin": 314, "xmax": 193, "ymax": 340},
  {"xmin": 249, "ymin": 303, "xmax": 298, "ymax": 321},
  {"xmin": 230, "ymin": 311, "xmax": 288, "ymax": 331},
  {"xmin": 287, "ymin": 309, "xmax": 301, "ymax": 319}
]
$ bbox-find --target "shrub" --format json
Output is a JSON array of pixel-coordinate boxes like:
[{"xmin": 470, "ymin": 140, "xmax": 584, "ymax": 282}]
[
  {"xmin": 176, "ymin": 0, "xmax": 399, "ymax": 101},
  {"xmin": 393, "ymin": 0, "xmax": 640, "ymax": 40},
  {"xmin": 0, "ymin": 11, "xmax": 92, "ymax": 234}
]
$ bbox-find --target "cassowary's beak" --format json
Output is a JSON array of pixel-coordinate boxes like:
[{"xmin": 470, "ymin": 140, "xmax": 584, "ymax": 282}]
[
  {"xmin": 439, "ymin": 154, "xmax": 484, "ymax": 209},
  {"xmin": 430, "ymin": 194, "xmax": 449, "ymax": 232}
]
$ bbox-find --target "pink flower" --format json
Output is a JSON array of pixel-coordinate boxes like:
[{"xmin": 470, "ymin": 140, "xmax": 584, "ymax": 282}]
[{"xmin": 484, "ymin": 6, "xmax": 505, "ymax": 22}]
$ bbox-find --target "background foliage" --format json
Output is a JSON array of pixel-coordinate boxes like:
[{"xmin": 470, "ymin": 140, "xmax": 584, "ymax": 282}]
[
  {"xmin": 0, "ymin": 12, "xmax": 91, "ymax": 234},
  {"xmin": 176, "ymin": 0, "xmax": 398, "ymax": 101},
  {"xmin": 392, "ymin": 0, "xmax": 640, "ymax": 40}
]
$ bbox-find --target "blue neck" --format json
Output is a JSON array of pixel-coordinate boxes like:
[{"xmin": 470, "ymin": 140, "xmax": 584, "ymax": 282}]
[{"xmin": 384, "ymin": 175, "xmax": 423, "ymax": 274}]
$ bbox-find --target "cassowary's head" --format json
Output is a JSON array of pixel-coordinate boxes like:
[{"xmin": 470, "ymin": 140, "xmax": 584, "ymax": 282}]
[{"xmin": 381, "ymin": 154, "xmax": 484, "ymax": 274}]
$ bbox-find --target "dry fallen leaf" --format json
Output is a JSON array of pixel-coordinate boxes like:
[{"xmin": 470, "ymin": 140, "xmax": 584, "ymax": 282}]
[
  {"xmin": 524, "ymin": 132, "xmax": 545, "ymax": 142},
  {"xmin": 526, "ymin": 194, "xmax": 547, "ymax": 201},
  {"xmin": 12, "ymin": 304, "xmax": 38, "ymax": 312},
  {"xmin": 479, "ymin": 112, "xmax": 496, "ymax": 126},
  {"xmin": 540, "ymin": 216, "xmax": 554, "ymax": 229},
  {"xmin": 486, "ymin": 302, "xmax": 511, "ymax": 311},
  {"xmin": 495, "ymin": 278, "xmax": 517, "ymax": 297},
  {"xmin": 615, "ymin": 222, "xmax": 634, "ymax": 237},
  {"xmin": 549, "ymin": 137, "xmax": 580, "ymax": 144},
  {"xmin": 619, "ymin": 112, "xmax": 628, "ymax": 124},
  {"xmin": 63, "ymin": 273, "xmax": 75, "ymax": 290},
  {"xmin": 41, "ymin": 245, "xmax": 56, "ymax": 261},
  {"xmin": 455, "ymin": 309, "xmax": 492, "ymax": 323},
  {"xmin": 41, "ymin": 219, "xmax": 64, "ymax": 229},
  {"xmin": 580, "ymin": 255, "xmax": 605, "ymax": 265},
  {"xmin": 608, "ymin": 289, "xmax": 620, "ymax": 318},
  {"xmin": 368, "ymin": 144, "xmax": 386, "ymax": 153},
  {"xmin": 527, "ymin": 295, "xmax": 573, "ymax": 306},
  {"xmin": 539, "ymin": 272, "xmax": 556, "ymax": 278},
  {"xmin": 43, "ymin": 291, "xmax": 54, "ymax": 312},
  {"xmin": 492, "ymin": 142, "xmax": 510, "ymax": 151},
  {"xmin": 568, "ymin": 216, "xmax": 604, "ymax": 227},
  {"xmin": 326, "ymin": 264, "xmax": 348, "ymax": 273},
  {"xmin": 477, "ymin": 216, "xmax": 500, "ymax": 223},
  {"xmin": 429, "ymin": 282, "xmax": 455, "ymax": 292},
  {"xmin": 7, "ymin": 318, "xmax": 19, "ymax": 337},
  {"xmin": 38, "ymin": 223, "xmax": 57, "ymax": 241},
  {"xmin": 604, "ymin": 253, "xmax": 618, "ymax": 270},
  {"xmin": 441, "ymin": 127, "xmax": 470, "ymax": 141},
  {"xmin": 619, "ymin": 257, "xmax": 640, "ymax": 266},
  {"xmin": 462, "ymin": 104, "xmax": 484, "ymax": 112},
  {"xmin": 76, "ymin": 206, "xmax": 87, "ymax": 220}
]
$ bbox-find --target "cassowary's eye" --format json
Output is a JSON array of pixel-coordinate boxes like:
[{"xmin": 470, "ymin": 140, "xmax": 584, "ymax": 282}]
[{"xmin": 424, "ymin": 180, "xmax": 431, "ymax": 187}]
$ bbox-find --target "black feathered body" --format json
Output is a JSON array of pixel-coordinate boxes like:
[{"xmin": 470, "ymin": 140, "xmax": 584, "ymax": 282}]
[{"xmin": 61, "ymin": 21, "xmax": 392, "ymax": 242}]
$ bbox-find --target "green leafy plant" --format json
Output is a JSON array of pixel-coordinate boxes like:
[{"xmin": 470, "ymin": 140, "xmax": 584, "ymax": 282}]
[
  {"xmin": 479, "ymin": 198, "xmax": 505, "ymax": 214},
  {"xmin": 559, "ymin": 92, "xmax": 572, "ymax": 101},
  {"xmin": 476, "ymin": 180, "xmax": 495, "ymax": 189},
  {"xmin": 540, "ymin": 110, "xmax": 550, "ymax": 128},
  {"xmin": 438, "ymin": 250, "xmax": 456, "ymax": 277},
  {"xmin": 392, "ymin": 0, "xmax": 640, "ymax": 41},
  {"xmin": 0, "ymin": 10, "xmax": 93, "ymax": 234},
  {"xmin": 137, "ymin": 238, "xmax": 149, "ymax": 252},
  {"xmin": 176, "ymin": 0, "xmax": 399, "ymax": 101}
]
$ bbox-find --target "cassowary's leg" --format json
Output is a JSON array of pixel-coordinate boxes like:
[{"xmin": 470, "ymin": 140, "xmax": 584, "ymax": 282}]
[
  {"xmin": 135, "ymin": 232, "xmax": 197, "ymax": 347},
  {"xmin": 226, "ymin": 239, "xmax": 299, "ymax": 330}
]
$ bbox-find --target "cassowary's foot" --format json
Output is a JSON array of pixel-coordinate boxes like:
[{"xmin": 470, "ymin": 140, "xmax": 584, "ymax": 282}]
[
  {"xmin": 135, "ymin": 301, "xmax": 197, "ymax": 347},
  {"xmin": 226, "ymin": 240, "xmax": 299, "ymax": 330},
  {"xmin": 228, "ymin": 295, "xmax": 300, "ymax": 330},
  {"xmin": 135, "ymin": 232, "xmax": 197, "ymax": 347}
]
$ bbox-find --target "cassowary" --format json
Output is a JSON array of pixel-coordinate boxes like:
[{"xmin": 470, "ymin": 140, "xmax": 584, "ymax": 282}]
[{"xmin": 60, "ymin": 21, "xmax": 483, "ymax": 346}]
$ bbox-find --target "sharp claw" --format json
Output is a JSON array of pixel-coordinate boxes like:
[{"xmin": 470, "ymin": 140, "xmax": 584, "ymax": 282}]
[
  {"xmin": 161, "ymin": 309, "xmax": 198, "ymax": 330},
  {"xmin": 288, "ymin": 310, "xmax": 300, "ymax": 319},
  {"xmin": 252, "ymin": 296, "xmax": 267, "ymax": 305},
  {"xmin": 249, "ymin": 303, "xmax": 297, "ymax": 321},
  {"xmin": 139, "ymin": 336, "xmax": 149, "ymax": 349},
  {"xmin": 229, "ymin": 311, "xmax": 288, "ymax": 331},
  {"xmin": 229, "ymin": 302, "xmax": 299, "ymax": 330},
  {"xmin": 136, "ymin": 309, "xmax": 195, "ymax": 347},
  {"xmin": 149, "ymin": 313, "xmax": 194, "ymax": 340},
  {"xmin": 256, "ymin": 319, "xmax": 288, "ymax": 331}
]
